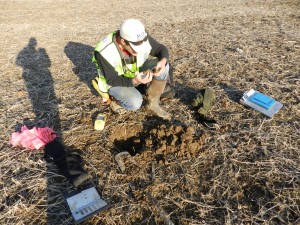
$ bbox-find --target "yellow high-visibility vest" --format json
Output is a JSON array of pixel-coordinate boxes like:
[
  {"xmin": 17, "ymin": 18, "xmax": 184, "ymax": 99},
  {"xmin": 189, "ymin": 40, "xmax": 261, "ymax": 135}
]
[{"xmin": 92, "ymin": 32, "xmax": 151, "ymax": 92}]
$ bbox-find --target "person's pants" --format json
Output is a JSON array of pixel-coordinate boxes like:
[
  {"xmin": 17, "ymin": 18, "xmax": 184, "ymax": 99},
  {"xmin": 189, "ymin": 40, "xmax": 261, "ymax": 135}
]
[{"xmin": 108, "ymin": 59, "xmax": 169, "ymax": 110}]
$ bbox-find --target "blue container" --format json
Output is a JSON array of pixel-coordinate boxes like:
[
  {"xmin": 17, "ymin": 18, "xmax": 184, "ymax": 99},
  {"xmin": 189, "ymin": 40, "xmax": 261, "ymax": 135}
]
[{"xmin": 240, "ymin": 89, "xmax": 283, "ymax": 117}]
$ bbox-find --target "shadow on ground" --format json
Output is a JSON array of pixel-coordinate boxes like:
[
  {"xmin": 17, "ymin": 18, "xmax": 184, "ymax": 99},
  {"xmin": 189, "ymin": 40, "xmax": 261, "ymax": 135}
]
[
  {"xmin": 16, "ymin": 37, "xmax": 77, "ymax": 224},
  {"xmin": 64, "ymin": 41, "xmax": 98, "ymax": 95}
]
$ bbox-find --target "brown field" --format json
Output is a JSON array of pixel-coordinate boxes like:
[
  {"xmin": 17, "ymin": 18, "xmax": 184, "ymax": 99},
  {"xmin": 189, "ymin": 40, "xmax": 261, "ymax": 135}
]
[{"xmin": 1, "ymin": 0, "xmax": 300, "ymax": 224}]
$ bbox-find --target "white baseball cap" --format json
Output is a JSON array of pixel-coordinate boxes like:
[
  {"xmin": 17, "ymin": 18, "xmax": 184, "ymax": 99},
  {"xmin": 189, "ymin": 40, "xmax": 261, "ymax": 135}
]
[{"xmin": 120, "ymin": 19, "xmax": 151, "ymax": 54}]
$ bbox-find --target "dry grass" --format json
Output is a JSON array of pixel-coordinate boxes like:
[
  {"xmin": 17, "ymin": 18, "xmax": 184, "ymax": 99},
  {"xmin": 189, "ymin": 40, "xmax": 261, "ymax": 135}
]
[{"xmin": 1, "ymin": 0, "xmax": 300, "ymax": 224}]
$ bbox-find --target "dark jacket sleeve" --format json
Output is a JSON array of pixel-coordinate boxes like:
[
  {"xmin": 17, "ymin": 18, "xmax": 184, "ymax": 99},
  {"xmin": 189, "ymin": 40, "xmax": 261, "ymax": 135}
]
[
  {"xmin": 94, "ymin": 51, "xmax": 134, "ymax": 87},
  {"xmin": 148, "ymin": 35, "xmax": 169, "ymax": 62}
]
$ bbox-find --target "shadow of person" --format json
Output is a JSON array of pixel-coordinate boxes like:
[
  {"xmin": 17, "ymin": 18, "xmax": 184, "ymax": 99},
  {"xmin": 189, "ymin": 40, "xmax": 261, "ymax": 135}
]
[
  {"xmin": 16, "ymin": 37, "xmax": 62, "ymax": 134},
  {"xmin": 64, "ymin": 41, "xmax": 98, "ymax": 95},
  {"xmin": 16, "ymin": 37, "xmax": 71, "ymax": 223}
]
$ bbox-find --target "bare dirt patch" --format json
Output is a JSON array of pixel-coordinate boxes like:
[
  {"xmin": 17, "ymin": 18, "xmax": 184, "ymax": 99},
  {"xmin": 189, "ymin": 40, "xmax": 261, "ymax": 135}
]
[{"xmin": 108, "ymin": 119, "xmax": 210, "ymax": 160}]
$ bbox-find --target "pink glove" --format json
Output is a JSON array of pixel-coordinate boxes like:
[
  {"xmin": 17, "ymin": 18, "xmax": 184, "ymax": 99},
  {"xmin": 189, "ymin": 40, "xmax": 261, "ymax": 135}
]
[{"xmin": 9, "ymin": 125, "xmax": 57, "ymax": 150}]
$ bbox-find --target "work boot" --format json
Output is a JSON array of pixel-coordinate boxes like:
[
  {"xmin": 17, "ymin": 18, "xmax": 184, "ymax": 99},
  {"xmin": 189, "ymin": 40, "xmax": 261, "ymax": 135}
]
[
  {"xmin": 198, "ymin": 88, "xmax": 214, "ymax": 117},
  {"xmin": 195, "ymin": 88, "xmax": 217, "ymax": 128},
  {"xmin": 44, "ymin": 138, "xmax": 89, "ymax": 187},
  {"xmin": 161, "ymin": 64, "xmax": 175, "ymax": 100},
  {"xmin": 147, "ymin": 79, "xmax": 171, "ymax": 120},
  {"xmin": 110, "ymin": 100, "xmax": 126, "ymax": 115},
  {"xmin": 160, "ymin": 83, "xmax": 175, "ymax": 100},
  {"xmin": 55, "ymin": 152, "xmax": 89, "ymax": 188}
]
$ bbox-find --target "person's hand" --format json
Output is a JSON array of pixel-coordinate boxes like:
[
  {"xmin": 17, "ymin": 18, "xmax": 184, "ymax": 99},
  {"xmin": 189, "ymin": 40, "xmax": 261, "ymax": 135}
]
[
  {"xmin": 153, "ymin": 58, "xmax": 167, "ymax": 76},
  {"xmin": 132, "ymin": 71, "xmax": 153, "ymax": 85}
]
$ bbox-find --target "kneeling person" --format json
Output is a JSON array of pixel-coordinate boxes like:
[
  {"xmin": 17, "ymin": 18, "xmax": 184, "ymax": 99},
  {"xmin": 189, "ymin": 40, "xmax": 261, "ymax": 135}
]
[{"xmin": 92, "ymin": 18, "xmax": 171, "ymax": 120}]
